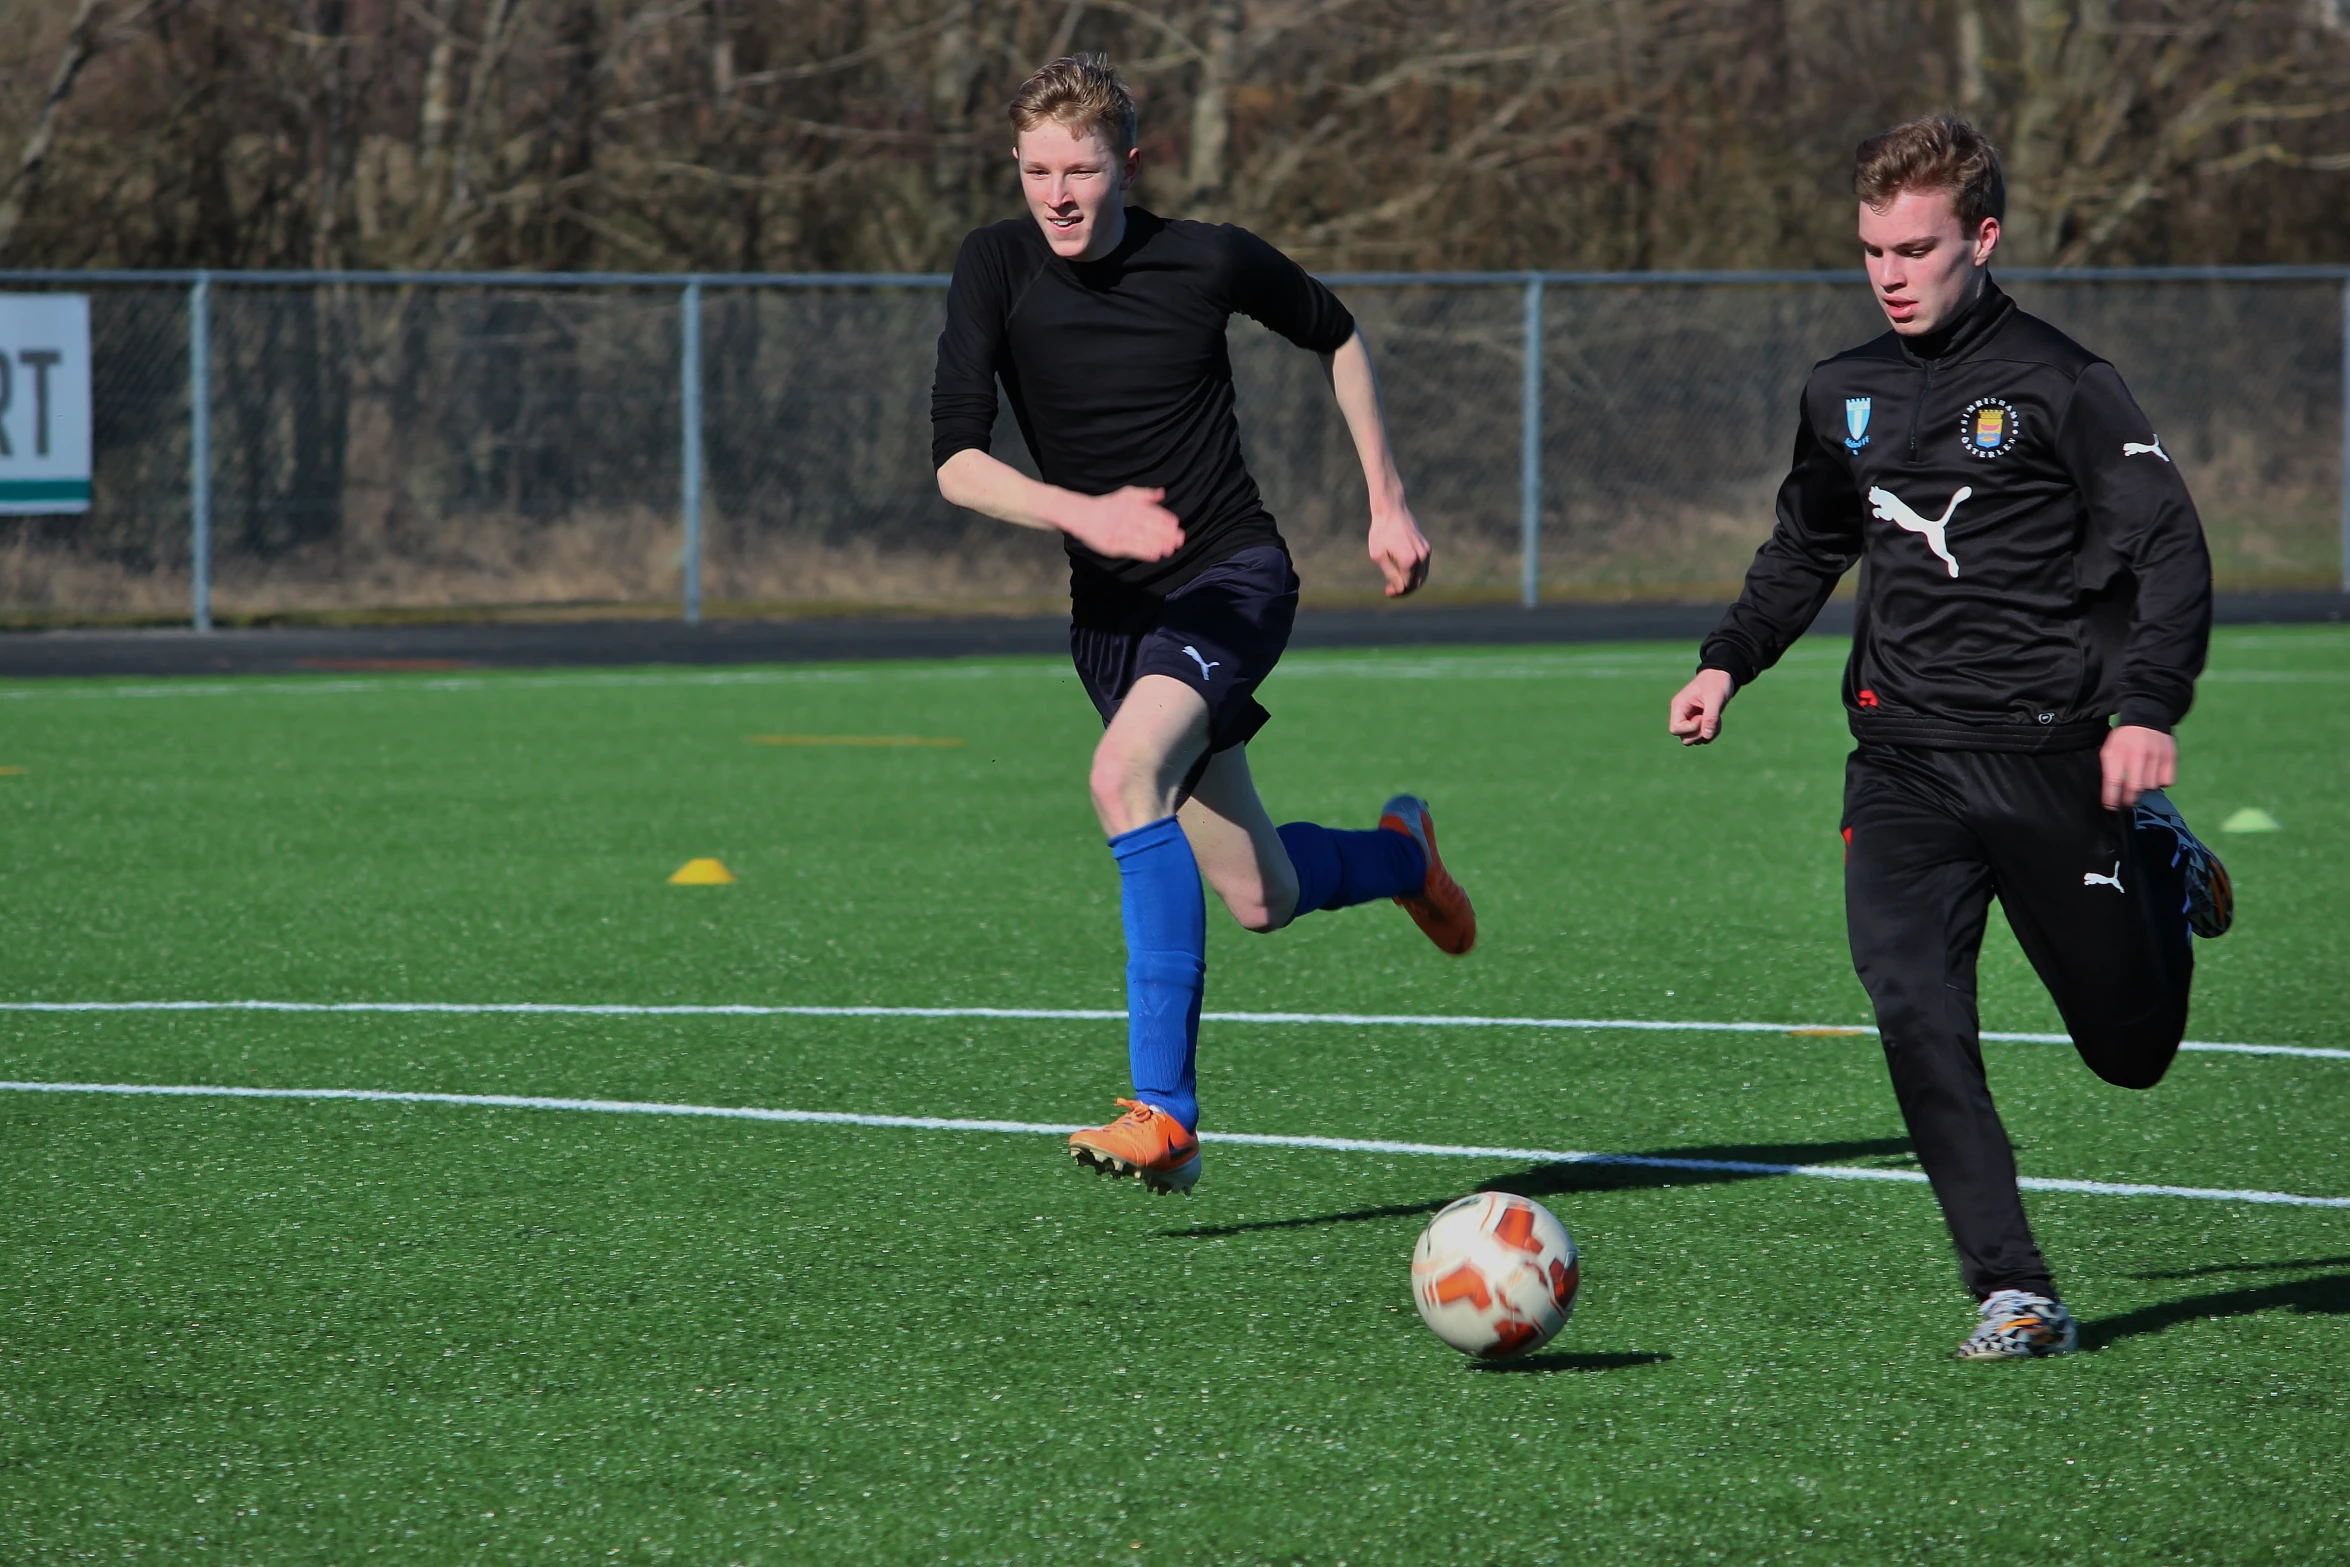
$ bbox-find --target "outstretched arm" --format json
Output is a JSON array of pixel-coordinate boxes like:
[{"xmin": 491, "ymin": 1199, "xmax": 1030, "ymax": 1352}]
[
  {"xmin": 2056, "ymin": 363, "xmax": 2212, "ymax": 810},
  {"xmin": 1668, "ymin": 389, "xmax": 1865, "ymax": 746},
  {"xmin": 936, "ymin": 449, "xmax": 1184, "ymax": 563},
  {"xmin": 1322, "ymin": 329, "xmax": 1429, "ymax": 598},
  {"xmin": 1215, "ymin": 229, "xmax": 1419, "ymax": 593}
]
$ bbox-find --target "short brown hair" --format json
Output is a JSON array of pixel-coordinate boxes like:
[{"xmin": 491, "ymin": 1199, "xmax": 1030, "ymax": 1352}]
[
  {"xmin": 1853, "ymin": 115, "xmax": 2006, "ymax": 227},
  {"xmin": 1009, "ymin": 53, "xmax": 1138, "ymax": 153}
]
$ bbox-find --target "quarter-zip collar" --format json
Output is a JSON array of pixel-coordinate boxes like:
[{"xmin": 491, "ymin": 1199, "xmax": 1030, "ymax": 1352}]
[
  {"xmin": 1897, "ymin": 273, "xmax": 2014, "ymax": 366},
  {"xmin": 1898, "ymin": 274, "xmax": 2013, "ymax": 461}
]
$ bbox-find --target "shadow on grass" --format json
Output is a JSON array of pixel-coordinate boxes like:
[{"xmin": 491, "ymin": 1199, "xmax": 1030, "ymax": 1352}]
[
  {"xmin": 2087, "ymin": 1269, "xmax": 2350, "ymax": 1351},
  {"xmin": 1166, "ymin": 1137, "xmax": 1914, "ymax": 1239},
  {"xmin": 1467, "ymin": 1350, "xmax": 1672, "ymax": 1374}
]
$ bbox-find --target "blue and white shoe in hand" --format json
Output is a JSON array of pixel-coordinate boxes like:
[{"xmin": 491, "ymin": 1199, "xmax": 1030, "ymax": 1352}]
[{"xmin": 2133, "ymin": 789, "xmax": 2234, "ymax": 938}]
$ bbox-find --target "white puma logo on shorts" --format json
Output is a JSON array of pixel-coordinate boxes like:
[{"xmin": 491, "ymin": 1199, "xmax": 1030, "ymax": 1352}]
[
  {"xmin": 1181, "ymin": 645, "xmax": 1220, "ymax": 680},
  {"xmin": 2123, "ymin": 436, "xmax": 2170, "ymax": 462},
  {"xmin": 1867, "ymin": 485, "xmax": 1971, "ymax": 579},
  {"xmin": 2082, "ymin": 861, "xmax": 2125, "ymax": 893}
]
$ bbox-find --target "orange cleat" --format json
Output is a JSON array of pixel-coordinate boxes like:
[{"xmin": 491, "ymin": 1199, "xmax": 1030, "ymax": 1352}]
[
  {"xmin": 1068, "ymin": 1098, "xmax": 1202, "ymax": 1195},
  {"xmin": 1379, "ymin": 794, "xmax": 1477, "ymax": 956}
]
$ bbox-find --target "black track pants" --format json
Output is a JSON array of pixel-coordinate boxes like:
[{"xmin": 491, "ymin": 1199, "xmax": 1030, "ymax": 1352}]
[{"xmin": 1842, "ymin": 745, "xmax": 2195, "ymax": 1300}]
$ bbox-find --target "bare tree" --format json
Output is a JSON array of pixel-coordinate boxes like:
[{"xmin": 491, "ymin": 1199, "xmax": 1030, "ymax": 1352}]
[
  {"xmin": 0, "ymin": 0, "xmax": 2343, "ymax": 271},
  {"xmin": 0, "ymin": 0, "xmax": 114, "ymax": 258},
  {"xmin": 1986, "ymin": 0, "xmax": 2350, "ymax": 263}
]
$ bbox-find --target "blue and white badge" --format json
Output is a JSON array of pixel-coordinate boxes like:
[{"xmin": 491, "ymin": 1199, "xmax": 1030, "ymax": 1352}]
[{"xmin": 1843, "ymin": 396, "xmax": 1872, "ymax": 453}]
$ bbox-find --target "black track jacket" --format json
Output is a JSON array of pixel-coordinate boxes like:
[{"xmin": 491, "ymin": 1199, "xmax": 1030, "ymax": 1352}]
[{"xmin": 1699, "ymin": 278, "xmax": 2212, "ymax": 752}]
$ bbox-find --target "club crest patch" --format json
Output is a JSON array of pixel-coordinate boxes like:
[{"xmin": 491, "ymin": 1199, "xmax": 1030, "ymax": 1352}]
[
  {"xmin": 1843, "ymin": 397, "xmax": 1872, "ymax": 453},
  {"xmin": 1960, "ymin": 397, "xmax": 2017, "ymax": 459}
]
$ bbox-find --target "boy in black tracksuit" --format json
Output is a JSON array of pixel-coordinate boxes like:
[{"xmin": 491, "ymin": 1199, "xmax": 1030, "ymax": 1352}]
[{"xmin": 1670, "ymin": 117, "xmax": 2233, "ymax": 1359}]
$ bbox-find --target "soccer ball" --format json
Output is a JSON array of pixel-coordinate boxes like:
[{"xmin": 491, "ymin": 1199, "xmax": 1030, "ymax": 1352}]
[{"xmin": 1410, "ymin": 1191, "xmax": 1579, "ymax": 1358}]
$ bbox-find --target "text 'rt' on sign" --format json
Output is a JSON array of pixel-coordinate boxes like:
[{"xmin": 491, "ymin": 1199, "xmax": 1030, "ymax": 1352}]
[{"xmin": 0, "ymin": 294, "xmax": 92, "ymax": 515}]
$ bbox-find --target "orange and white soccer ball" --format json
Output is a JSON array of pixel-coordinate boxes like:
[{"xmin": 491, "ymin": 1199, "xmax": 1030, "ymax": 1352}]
[{"xmin": 1410, "ymin": 1191, "xmax": 1579, "ymax": 1358}]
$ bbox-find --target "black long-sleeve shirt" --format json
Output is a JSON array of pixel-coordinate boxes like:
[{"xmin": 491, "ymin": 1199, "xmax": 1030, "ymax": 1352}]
[
  {"xmin": 1700, "ymin": 278, "xmax": 2213, "ymax": 751},
  {"xmin": 930, "ymin": 207, "xmax": 1356, "ymax": 597}
]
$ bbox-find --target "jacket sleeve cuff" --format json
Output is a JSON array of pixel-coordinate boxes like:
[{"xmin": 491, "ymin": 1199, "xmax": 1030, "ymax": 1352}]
[
  {"xmin": 1697, "ymin": 650, "xmax": 1751, "ymax": 690},
  {"xmin": 2114, "ymin": 698, "xmax": 2176, "ymax": 734}
]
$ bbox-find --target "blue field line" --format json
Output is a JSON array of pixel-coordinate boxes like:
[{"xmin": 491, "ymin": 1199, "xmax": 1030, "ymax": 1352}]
[
  {"xmin": 0, "ymin": 1078, "xmax": 2343, "ymax": 1210},
  {"xmin": 0, "ymin": 999, "xmax": 2338, "ymax": 1062}
]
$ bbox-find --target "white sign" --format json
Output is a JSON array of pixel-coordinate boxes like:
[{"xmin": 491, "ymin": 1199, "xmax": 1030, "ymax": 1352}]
[{"xmin": 0, "ymin": 294, "xmax": 92, "ymax": 515}]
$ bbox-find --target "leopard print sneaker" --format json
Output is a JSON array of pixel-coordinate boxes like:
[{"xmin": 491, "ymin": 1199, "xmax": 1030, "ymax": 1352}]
[{"xmin": 1954, "ymin": 1289, "xmax": 2079, "ymax": 1360}]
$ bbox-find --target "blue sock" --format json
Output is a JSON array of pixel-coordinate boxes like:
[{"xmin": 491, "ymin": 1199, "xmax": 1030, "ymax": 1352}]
[
  {"xmin": 1277, "ymin": 821, "xmax": 1428, "ymax": 916},
  {"xmin": 1109, "ymin": 817, "xmax": 1206, "ymax": 1131}
]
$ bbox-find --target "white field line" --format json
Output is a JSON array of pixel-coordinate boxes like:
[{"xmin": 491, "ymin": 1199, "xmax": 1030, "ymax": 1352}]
[
  {"xmin": 1, "ymin": 1077, "xmax": 2343, "ymax": 1210},
  {"xmin": 2218, "ymin": 631, "xmax": 2350, "ymax": 650},
  {"xmin": 3, "ymin": 646, "xmax": 2328, "ymax": 702},
  {"xmin": 0, "ymin": 647, "xmax": 1840, "ymax": 702},
  {"xmin": 1, "ymin": 999, "xmax": 2340, "ymax": 1061},
  {"xmin": 0, "ymin": 667, "xmax": 1032, "ymax": 702},
  {"xmin": 2198, "ymin": 669, "xmax": 2350, "ymax": 684}
]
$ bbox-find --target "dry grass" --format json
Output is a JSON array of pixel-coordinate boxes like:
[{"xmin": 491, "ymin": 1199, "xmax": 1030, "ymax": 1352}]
[{"xmin": 0, "ymin": 487, "xmax": 2333, "ymax": 630}]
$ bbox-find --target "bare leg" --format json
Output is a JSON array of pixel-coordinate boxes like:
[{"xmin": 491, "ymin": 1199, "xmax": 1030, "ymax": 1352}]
[
  {"xmin": 1179, "ymin": 746, "xmax": 1301, "ymax": 932},
  {"xmin": 1088, "ymin": 674, "xmax": 1211, "ymax": 836},
  {"xmin": 1087, "ymin": 677, "xmax": 1300, "ymax": 931}
]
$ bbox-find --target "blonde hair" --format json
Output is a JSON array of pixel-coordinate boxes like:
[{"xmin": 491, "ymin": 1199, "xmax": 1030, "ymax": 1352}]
[
  {"xmin": 1854, "ymin": 115, "xmax": 2006, "ymax": 227},
  {"xmin": 1008, "ymin": 53, "xmax": 1138, "ymax": 153}
]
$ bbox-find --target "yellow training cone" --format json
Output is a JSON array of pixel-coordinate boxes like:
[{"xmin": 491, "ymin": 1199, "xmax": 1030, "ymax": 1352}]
[{"xmin": 668, "ymin": 857, "xmax": 736, "ymax": 885}]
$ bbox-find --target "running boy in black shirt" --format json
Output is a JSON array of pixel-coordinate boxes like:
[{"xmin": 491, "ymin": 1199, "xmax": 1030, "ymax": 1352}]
[
  {"xmin": 931, "ymin": 54, "xmax": 1475, "ymax": 1194},
  {"xmin": 1667, "ymin": 118, "xmax": 2234, "ymax": 1358}
]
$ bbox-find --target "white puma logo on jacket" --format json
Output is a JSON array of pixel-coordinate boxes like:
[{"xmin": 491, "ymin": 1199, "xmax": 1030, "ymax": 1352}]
[
  {"xmin": 2123, "ymin": 435, "xmax": 2169, "ymax": 462},
  {"xmin": 1867, "ymin": 485, "xmax": 1972, "ymax": 579},
  {"xmin": 2082, "ymin": 861, "xmax": 2125, "ymax": 892}
]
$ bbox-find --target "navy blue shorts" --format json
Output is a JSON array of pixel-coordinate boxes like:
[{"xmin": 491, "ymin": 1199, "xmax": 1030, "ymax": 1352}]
[{"xmin": 1070, "ymin": 544, "xmax": 1300, "ymax": 755}]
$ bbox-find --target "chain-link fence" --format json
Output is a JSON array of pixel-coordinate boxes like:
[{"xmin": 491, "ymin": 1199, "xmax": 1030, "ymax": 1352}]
[{"xmin": 0, "ymin": 266, "xmax": 2342, "ymax": 627}]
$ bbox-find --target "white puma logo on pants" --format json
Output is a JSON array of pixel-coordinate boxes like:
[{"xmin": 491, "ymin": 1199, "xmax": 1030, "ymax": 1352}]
[
  {"xmin": 1181, "ymin": 645, "xmax": 1220, "ymax": 680},
  {"xmin": 2082, "ymin": 861, "xmax": 2125, "ymax": 892},
  {"xmin": 1868, "ymin": 485, "xmax": 1971, "ymax": 579}
]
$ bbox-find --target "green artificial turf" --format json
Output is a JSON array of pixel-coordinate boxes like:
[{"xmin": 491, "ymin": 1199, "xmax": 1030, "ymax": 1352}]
[{"xmin": 1, "ymin": 627, "xmax": 2346, "ymax": 1563}]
